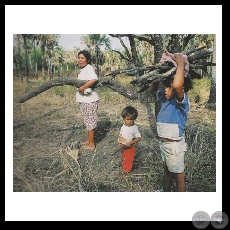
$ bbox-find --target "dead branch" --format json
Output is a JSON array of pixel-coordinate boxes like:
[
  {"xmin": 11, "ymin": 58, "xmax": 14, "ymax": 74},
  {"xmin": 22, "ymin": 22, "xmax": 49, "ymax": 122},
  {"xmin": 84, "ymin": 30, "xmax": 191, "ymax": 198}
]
[
  {"xmin": 14, "ymin": 78, "xmax": 87, "ymax": 103},
  {"xmin": 99, "ymin": 78, "xmax": 138, "ymax": 100},
  {"xmin": 105, "ymin": 47, "xmax": 215, "ymax": 93},
  {"xmin": 14, "ymin": 77, "xmax": 138, "ymax": 103}
]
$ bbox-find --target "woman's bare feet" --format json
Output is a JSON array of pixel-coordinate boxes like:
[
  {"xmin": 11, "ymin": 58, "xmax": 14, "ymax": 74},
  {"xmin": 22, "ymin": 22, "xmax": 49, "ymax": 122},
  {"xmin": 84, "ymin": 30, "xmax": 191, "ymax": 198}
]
[
  {"xmin": 80, "ymin": 140, "xmax": 89, "ymax": 145},
  {"xmin": 81, "ymin": 144, "xmax": 95, "ymax": 150}
]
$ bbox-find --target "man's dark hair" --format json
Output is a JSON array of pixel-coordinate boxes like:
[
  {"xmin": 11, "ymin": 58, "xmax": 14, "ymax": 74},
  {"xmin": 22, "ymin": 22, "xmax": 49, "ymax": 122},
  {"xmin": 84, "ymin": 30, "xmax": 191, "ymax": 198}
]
[
  {"xmin": 121, "ymin": 105, "xmax": 138, "ymax": 120},
  {"xmin": 163, "ymin": 74, "xmax": 194, "ymax": 92}
]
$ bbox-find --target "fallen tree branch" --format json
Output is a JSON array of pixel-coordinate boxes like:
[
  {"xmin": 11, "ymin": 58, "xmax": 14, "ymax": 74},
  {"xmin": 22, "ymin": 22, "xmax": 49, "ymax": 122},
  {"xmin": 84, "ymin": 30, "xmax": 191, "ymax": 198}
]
[
  {"xmin": 14, "ymin": 78, "xmax": 138, "ymax": 103},
  {"xmin": 98, "ymin": 78, "xmax": 138, "ymax": 100},
  {"xmin": 14, "ymin": 78, "xmax": 87, "ymax": 103}
]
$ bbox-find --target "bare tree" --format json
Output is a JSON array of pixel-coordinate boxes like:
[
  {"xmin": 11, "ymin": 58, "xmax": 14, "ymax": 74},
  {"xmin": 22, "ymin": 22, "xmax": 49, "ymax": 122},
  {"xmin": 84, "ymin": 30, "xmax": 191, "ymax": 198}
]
[{"xmin": 15, "ymin": 34, "xmax": 216, "ymax": 119}]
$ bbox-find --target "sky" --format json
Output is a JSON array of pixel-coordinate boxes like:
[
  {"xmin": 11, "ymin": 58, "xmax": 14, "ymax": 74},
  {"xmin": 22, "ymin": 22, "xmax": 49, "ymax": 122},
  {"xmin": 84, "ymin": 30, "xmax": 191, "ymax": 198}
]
[
  {"xmin": 13, "ymin": 34, "xmax": 128, "ymax": 51},
  {"xmin": 6, "ymin": 5, "xmax": 222, "ymax": 222},
  {"xmin": 58, "ymin": 34, "xmax": 129, "ymax": 51}
]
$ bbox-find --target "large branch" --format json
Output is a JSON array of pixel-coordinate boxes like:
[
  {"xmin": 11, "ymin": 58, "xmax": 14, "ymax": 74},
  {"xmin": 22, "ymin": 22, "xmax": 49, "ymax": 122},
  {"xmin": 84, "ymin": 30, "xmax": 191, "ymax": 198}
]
[
  {"xmin": 104, "ymin": 62, "xmax": 167, "ymax": 77},
  {"xmin": 14, "ymin": 78, "xmax": 138, "ymax": 103},
  {"xmin": 135, "ymin": 67, "xmax": 177, "ymax": 93},
  {"xmin": 99, "ymin": 78, "xmax": 138, "ymax": 100},
  {"xmin": 111, "ymin": 50, "xmax": 134, "ymax": 64},
  {"xmin": 117, "ymin": 34, "xmax": 132, "ymax": 59},
  {"xmin": 14, "ymin": 78, "xmax": 87, "ymax": 103},
  {"xmin": 107, "ymin": 47, "xmax": 215, "ymax": 93}
]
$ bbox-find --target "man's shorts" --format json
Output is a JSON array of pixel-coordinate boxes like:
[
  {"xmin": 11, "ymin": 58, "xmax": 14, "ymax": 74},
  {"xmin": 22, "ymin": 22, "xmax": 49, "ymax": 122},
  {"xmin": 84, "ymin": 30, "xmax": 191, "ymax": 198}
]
[{"xmin": 159, "ymin": 137, "xmax": 187, "ymax": 173}]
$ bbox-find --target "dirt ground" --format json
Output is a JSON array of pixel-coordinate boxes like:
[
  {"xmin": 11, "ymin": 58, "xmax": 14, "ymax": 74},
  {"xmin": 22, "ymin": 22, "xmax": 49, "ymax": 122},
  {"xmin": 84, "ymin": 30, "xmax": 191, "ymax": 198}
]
[{"xmin": 13, "ymin": 82, "xmax": 216, "ymax": 192}]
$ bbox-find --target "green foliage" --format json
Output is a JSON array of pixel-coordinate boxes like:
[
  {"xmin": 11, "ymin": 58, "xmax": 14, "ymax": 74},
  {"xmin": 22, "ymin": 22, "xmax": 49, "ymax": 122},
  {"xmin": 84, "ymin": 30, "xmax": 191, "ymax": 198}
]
[
  {"xmin": 194, "ymin": 34, "xmax": 215, "ymax": 43},
  {"xmin": 187, "ymin": 77, "xmax": 211, "ymax": 104},
  {"xmin": 51, "ymin": 85, "xmax": 76, "ymax": 97},
  {"xmin": 13, "ymin": 34, "xmax": 216, "ymax": 80},
  {"xmin": 98, "ymin": 87, "xmax": 121, "ymax": 104},
  {"xmin": 97, "ymin": 85, "xmax": 113, "ymax": 93},
  {"xmin": 186, "ymin": 34, "xmax": 215, "ymax": 50}
]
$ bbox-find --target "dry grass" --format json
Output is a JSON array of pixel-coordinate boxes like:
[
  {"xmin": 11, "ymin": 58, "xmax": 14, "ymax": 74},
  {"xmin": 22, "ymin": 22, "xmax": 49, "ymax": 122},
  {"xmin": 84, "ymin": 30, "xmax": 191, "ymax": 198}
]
[{"xmin": 13, "ymin": 76, "xmax": 216, "ymax": 192}]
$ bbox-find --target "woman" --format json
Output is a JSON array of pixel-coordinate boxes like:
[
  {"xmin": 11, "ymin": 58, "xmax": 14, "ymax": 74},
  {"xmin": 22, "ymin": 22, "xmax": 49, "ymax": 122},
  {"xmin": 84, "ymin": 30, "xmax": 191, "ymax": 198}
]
[{"xmin": 76, "ymin": 50, "xmax": 99, "ymax": 150}]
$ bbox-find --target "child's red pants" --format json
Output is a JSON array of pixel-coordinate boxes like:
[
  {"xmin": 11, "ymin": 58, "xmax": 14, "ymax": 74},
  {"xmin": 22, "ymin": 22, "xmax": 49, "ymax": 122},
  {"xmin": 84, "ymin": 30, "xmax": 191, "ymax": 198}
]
[{"xmin": 120, "ymin": 144, "xmax": 136, "ymax": 173}]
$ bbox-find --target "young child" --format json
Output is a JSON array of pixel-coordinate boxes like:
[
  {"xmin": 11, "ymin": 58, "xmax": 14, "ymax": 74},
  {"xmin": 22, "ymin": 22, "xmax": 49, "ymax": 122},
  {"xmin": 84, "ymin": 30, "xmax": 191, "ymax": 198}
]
[
  {"xmin": 155, "ymin": 53, "xmax": 193, "ymax": 192},
  {"xmin": 118, "ymin": 105, "xmax": 141, "ymax": 178}
]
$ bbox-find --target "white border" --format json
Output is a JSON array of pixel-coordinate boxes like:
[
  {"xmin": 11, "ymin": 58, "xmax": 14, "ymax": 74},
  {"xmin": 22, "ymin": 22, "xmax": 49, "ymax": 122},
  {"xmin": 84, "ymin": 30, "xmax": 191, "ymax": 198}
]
[{"xmin": 6, "ymin": 5, "xmax": 222, "ymax": 221}]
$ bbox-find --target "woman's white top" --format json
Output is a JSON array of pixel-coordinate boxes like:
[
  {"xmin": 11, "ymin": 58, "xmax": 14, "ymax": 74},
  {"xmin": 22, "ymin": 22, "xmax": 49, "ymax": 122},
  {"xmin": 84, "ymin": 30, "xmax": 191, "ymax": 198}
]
[
  {"xmin": 76, "ymin": 64, "xmax": 99, "ymax": 103},
  {"xmin": 118, "ymin": 124, "xmax": 141, "ymax": 144}
]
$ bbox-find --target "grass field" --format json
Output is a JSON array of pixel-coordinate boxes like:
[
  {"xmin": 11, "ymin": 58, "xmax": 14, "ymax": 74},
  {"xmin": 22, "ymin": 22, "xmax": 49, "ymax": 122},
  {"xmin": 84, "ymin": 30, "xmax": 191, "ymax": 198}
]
[{"xmin": 12, "ymin": 75, "xmax": 216, "ymax": 192}]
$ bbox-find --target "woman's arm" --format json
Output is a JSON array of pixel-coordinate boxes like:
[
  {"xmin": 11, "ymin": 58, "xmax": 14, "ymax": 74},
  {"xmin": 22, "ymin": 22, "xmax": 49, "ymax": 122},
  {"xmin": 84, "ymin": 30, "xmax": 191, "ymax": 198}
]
[{"xmin": 78, "ymin": 79, "xmax": 98, "ymax": 94}]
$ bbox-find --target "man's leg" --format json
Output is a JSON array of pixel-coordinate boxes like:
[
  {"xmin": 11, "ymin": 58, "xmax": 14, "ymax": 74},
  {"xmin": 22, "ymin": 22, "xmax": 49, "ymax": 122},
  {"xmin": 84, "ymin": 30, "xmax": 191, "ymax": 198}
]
[
  {"xmin": 163, "ymin": 162, "xmax": 173, "ymax": 192},
  {"xmin": 174, "ymin": 172, "xmax": 186, "ymax": 192}
]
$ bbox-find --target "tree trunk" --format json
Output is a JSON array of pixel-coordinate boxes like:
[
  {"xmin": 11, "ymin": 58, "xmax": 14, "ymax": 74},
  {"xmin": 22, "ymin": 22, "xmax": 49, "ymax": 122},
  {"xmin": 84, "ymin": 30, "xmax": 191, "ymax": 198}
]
[
  {"xmin": 206, "ymin": 36, "xmax": 216, "ymax": 110},
  {"xmin": 33, "ymin": 39, "xmax": 38, "ymax": 79},
  {"xmin": 22, "ymin": 35, "xmax": 29, "ymax": 82},
  {"xmin": 153, "ymin": 35, "xmax": 164, "ymax": 119}
]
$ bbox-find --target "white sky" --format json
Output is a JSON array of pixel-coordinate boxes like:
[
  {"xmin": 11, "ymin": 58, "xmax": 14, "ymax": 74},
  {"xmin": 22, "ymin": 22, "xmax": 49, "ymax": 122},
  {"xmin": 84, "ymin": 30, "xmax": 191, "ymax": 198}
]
[
  {"xmin": 13, "ymin": 34, "xmax": 129, "ymax": 51},
  {"xmin": 6, "ymin": 5, "xmax": 222, "ymax": 222},
  {"xmin": 58, "ymin": 34, "xmax": 129, "ymax": 51}
]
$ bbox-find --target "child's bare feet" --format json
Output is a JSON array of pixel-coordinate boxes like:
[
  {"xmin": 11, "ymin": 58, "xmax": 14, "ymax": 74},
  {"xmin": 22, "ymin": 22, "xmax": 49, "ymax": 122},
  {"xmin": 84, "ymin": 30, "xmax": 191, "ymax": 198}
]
[{"xmin": 119, "ymin": 172, "xmax": 131, "ymax": 179}]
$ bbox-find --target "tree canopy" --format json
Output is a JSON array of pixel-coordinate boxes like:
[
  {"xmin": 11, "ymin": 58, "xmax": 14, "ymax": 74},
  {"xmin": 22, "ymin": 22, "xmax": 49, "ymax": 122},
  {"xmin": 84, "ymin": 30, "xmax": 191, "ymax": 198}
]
[{"xmin": 14, "ymin": 34, "xmax": 216, "ymax": 108}]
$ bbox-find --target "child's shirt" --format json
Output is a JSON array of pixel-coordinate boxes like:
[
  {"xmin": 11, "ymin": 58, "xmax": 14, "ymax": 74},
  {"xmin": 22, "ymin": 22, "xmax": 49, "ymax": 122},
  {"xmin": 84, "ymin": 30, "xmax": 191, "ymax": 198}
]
[
  {"xmin": 118, "ymin": 124, "xmax": 141, "ymax": 144},
  {"xmin": 156, "ymin": 90, "xmax": 190, "ymax": 140}
]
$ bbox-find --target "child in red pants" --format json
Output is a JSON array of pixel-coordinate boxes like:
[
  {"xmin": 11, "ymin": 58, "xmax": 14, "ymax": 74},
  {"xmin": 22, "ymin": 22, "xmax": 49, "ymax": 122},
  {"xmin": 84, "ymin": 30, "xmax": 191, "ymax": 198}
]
[{"xmin": 118, "ymin": 105, "xmax": 141, "ymax": 178}]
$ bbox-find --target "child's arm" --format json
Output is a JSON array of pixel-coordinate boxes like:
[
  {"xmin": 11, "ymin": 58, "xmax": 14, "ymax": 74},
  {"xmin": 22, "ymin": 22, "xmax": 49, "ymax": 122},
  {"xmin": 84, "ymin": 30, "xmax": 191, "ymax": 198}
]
[
  {"xmin": 172, "ymin": 54, "xmax": 185, "ymax": 102},
  {"xmin": 125, "ymin": 137, "xmax": 141, "ymax": 148}
]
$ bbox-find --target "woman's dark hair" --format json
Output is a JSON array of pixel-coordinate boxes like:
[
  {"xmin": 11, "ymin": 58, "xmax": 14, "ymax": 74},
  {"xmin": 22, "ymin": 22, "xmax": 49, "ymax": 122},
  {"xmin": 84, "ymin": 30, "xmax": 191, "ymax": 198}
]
[
  {"xmin": 78, "ymin": 50, "xmax": 92, "ymax": 64},
  {"xmin": 163, "ymin": 73, "xmax": 194, "ymax": 92},
  {"xmin": 121, "ymin": 105, "xmax": 138, "ymax": 120}
]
